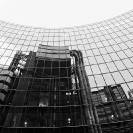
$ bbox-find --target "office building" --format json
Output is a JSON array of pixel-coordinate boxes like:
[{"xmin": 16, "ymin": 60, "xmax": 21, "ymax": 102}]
[{"xmin": 0, "ymin": 10, "xmax": 133, "ymax": 133}]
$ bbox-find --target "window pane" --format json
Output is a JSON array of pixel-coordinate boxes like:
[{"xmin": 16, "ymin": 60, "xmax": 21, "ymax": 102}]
[
  {"xmin": 103, "ymin": 73, "xmax": 115, "ymax": 85},
  {"xmin": 112, "ymin": 72, "xmax": 124, "ymax": 84}
]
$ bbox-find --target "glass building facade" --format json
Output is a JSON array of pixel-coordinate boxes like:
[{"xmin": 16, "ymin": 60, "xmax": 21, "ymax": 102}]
[{"xmin": 0, "ymin": 10, "xmax": 133, "ymax": 133}]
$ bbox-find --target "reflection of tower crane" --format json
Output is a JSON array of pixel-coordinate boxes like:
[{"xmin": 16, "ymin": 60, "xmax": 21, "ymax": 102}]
[{"xmin": 8, "ymin": 51, "xmax": 28, "ymax": 72}]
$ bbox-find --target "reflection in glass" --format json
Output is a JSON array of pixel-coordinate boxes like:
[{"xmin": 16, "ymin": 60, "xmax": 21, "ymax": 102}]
[{"xmin": 0, "ymin": 10, "xmax": 133, "ymax": 132}]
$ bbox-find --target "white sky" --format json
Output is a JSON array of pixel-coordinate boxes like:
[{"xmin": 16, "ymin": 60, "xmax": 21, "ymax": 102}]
[{"xmin": 0, "ymin": 0, "xmax": 133, "ymax": 28}]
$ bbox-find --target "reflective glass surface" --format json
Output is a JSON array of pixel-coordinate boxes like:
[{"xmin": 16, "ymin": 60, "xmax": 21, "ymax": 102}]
[{"xmin": 0, "ymin": 10, "xmax": 133, "ymax": 133}]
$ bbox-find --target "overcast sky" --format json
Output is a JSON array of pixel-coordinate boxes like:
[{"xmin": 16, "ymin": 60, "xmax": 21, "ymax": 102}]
[{"xmin": 0, "ymin": 0, "xmax": 133, "ymax": 28}]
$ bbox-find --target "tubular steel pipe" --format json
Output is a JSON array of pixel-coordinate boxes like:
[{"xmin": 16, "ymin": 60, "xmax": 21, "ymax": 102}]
[
  {"xmin": 76, "ymin": 50, "xmax": 98, "ymax": 133},
  {"xmin": 70, "ymin": 50, "xmax": 102, "ymax": 133},
  {"xmin": 70, "ymin": 50, "xmax": 94, "ymax": 133},
  {"xmin": 78, "ymin": 50, "xmax": 102, "ymax": 133}
]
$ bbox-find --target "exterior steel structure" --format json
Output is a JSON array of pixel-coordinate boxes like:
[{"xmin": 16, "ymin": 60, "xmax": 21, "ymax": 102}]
[{"xmin": 0, "ymin": 10, "xmax": 133, "ymax": 132}]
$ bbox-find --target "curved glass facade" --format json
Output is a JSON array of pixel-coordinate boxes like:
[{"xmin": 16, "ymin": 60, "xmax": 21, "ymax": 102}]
[{"xmin": 0, "ymin": 10, "xmax": 133, "ymax": 133}]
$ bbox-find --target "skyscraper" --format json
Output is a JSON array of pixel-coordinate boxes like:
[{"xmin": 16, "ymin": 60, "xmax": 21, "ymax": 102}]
[{"xmin": 0, "ymin": 10, "xmax": 133, "ymax": 133}]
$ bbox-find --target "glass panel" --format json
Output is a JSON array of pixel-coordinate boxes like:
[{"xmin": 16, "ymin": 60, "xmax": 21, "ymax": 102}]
[{"xmin": 0, "ymin": 12, "xmax": 133, "ymax": 132}]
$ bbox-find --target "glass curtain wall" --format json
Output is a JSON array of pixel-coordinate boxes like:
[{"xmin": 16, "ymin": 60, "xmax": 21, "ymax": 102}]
[{"xmin": 0, "ymin": 10, "xmax": 133, "ymax": 133}]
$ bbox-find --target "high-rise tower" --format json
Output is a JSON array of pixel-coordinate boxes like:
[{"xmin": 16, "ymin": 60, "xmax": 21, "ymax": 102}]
[
  {"xmin": 1, "ymin": 9, "xmax": 133, "ymax": 133},
  {"xmin": 1, "ymin": 45, "xmax": 102, "ymax": 133}
]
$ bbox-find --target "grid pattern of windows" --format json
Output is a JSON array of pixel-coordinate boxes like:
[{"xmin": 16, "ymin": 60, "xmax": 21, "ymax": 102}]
[{"xmin": 0, "ymin": 10, "xmax": 133, "ymax": 133}]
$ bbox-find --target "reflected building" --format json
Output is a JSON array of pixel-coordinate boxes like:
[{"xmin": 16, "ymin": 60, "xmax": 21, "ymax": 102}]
[
  {"xmin": 92, "ymin": 85, "xmax": 132, "ymax": 122},
  {"xmin": 0, "ymin": 10, "xmax": 133, "ymax": 133},
  {"xmin": 0, "ymin": 45, "xmax": 102, "ymax": 133}
]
